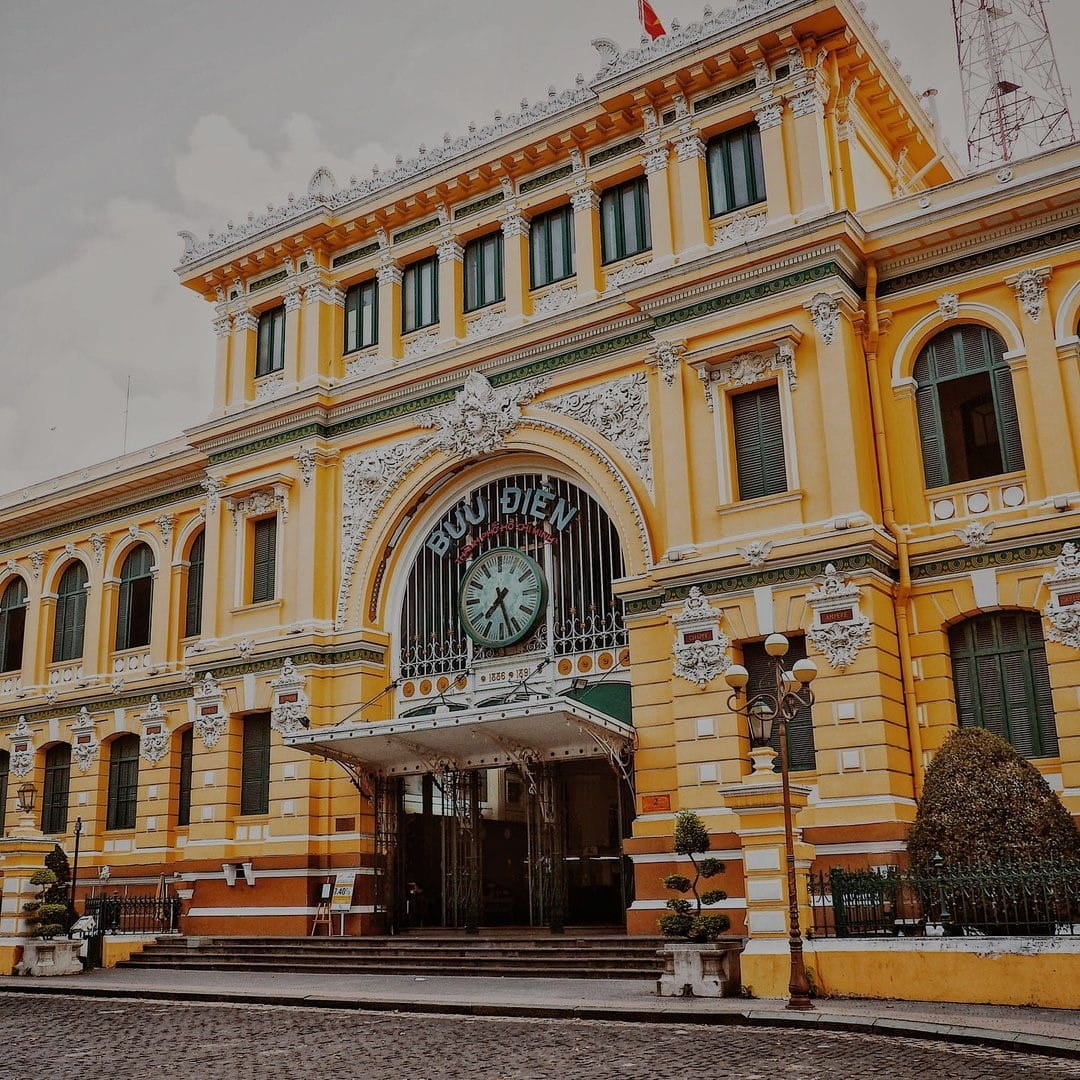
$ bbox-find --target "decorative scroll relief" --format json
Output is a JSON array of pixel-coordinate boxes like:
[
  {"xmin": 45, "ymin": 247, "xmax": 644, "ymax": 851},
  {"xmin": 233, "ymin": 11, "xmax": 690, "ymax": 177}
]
[
  {"xmin": 957, "ymin": 522, "xmax": 995, "ymax": 550},
  {"xmin": 806, "ymin": 293, "xmax": 841, "ymax": 346},
  {"xmin": 70, "ymin": 707, "xmax": 99, "ymax": 773},
  {"xmin": 1043, "ymin": 542, "xmax": 1080, "ymax": 650},
  {"xmin": 543, "ymin": 372, "xmax": 654, "ymax": 495},
  {"xmin": 140, "ymin": 695, "xmax": 170, "ymax": 766},
  {"xmin": 531, "ymin": 285, "xmax": 578, "ymax": 318},
  {"xmin": 672, "ymin": 586, "xmax": 730, "ymax": 688},
  {"xmin": 403, "ymin": 329, "xmax": 441, "ymax": 361},
  {"xmin": 464, "ymin": 308, "xmax": 507, "ymax": 342},
  {"xmin": 936, "ymin": 293, "xmax": 959, "ymax": 320},
  {"xmin": 202, "ymin": 475, "xmax": 223, "ymax": 515},
  {"xmin": 713, "ymin": 211, "xmax": 767, "ymax": 251},
  {"xmin": 270, "ymin": 657, "xmax": 310, "ymax": 736},
  {"xmin": 805, "ymin": 564, "xmax": 872, "ymax": 670},
  {"xmin": 605, "ymin": 260, "xmax": 655, "ymax": 290},
  {"xmin": 1006, "ymin": 266, "xmax": 1051, "ymax": 322},
  {"xmin": 254, "ymin": 374, "xmax": 287, "ymax": 403},
  {"xmin": 737, "ymin": 540, "xmax": 773, "ymax": 568},
  {"xmin": 295, "ymin": 447, "xmax": 316, "ymax": 487},
  {"xmin": 8, "ymin": 715, "xmax": 34, "ymax": 777},
  {"xmin": 192, "ymin": 671, "xmax": 227, "ymax": 749},
  {"xmin": 647, "ymin": 340, "xmax": 687, "ymax": 387},
  {"xmin": 227, "ymin": 486, "xmax": 289, "ymax": 530},
  {"xmin": 702, "ymin": 344, "xmax": 797, "ymax": 408}
]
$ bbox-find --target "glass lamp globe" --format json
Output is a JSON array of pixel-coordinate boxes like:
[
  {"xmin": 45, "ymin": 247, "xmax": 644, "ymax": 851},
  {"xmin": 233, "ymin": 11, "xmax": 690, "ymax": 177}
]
[
  {"xmin": 764, "ymin": 633, "xmax": 790, "ymax": 657},
  {"xmin": 792, "ymin": 658, "xmax": 818, "ymax": 685},
  {"xmin": 723, "ymin": 663, "xmax": 749, "ymax": 689}
]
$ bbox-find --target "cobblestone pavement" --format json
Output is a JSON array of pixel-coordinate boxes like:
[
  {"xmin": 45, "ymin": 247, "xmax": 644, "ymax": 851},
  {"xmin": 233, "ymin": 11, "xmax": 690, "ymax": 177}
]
[{"xmin": 3, "ymin": 994, "xmax": 1078, "ymax": 1080}]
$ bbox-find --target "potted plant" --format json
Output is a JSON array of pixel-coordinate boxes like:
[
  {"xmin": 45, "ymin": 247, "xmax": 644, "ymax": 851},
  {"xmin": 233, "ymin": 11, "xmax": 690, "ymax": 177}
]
[
  {"xmin": 17, "ymin": 853, "xmax": 83, "ymax": 976},
  {"xmin": 656, "ymin": 810, "xmax": 741, "ymax": 997}
]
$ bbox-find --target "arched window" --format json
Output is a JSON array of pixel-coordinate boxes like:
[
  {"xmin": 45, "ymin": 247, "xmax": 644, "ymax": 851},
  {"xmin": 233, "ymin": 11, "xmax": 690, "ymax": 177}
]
[
  {"xmin": 106, "ymin": 734, "xmax": 140, "ymax": 830},
  {"xmin": 0, "ymin": 749, "xmax": 9, "ymax": 835},
  {"xmin": 115, "ymin": 544, "xmax": 154, "ymax": 652},
  {"xmin": 52, "ymin": 562, "xmax": 89, "ymax": 663},
  {"xmin": 949, "ymin": 611, "xmax": 1058, "ymax": 758},
  {"xmin": 177, "ymin": 726, "xmax": 194, "ymax": 827},
  {"xmin": 41, "ymin": 743, "xmax": 71, "ymax": 834},
  {"xmin": 0, "ymin": 577, "xmax": 27, "ymax": 673},
  {"xmin": 914, "ymin": 325, "xmax": 1024, "ymax": 489},
  {"xmin": 184, "ymin": 531, "xmax": 205, "ymax": 639}
]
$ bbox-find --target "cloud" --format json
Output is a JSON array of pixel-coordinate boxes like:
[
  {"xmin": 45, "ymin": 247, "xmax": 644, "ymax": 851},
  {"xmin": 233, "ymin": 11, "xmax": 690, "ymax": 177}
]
[{"xmin": 0, "ymin": 113, "xmax": 388, "ymax": 495}]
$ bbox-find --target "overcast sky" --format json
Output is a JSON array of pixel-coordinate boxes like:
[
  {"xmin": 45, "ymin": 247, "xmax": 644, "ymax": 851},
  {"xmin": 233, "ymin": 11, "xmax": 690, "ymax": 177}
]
[{"xmin": 1, "ymin": 0, "xmax": 1077, "ymax": 496}]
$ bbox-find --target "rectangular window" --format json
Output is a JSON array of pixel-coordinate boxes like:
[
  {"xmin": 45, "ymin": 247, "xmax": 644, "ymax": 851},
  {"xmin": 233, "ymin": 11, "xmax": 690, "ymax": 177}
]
[
  {"xmin": 177, "ymin": 727, "xmax": 193, "ymax": 827},
  {"xmin": 732, "ymin": 384, "xmax": 788, "ymax": 501},
  {"xmin": 402, "ymin": 256, "xmax": 439, "ymax": 334},
  {"xmin": 106, "ymin": 736, "xmax": 140, "ymax": 831},
  {"xmin": 41, "ymin": 745, "xmax": 71, "ymax": 834},
  {"xmin": 343, "ymin": 279, "xmax": 378, "ymax": 353},
  {"xmin": 240, "ymin": 713, "xmax": 271, "ymax": 816},
  {"xmin": 706, "ymin": 124, "xmax": 766, "ymax": 217},
  {"xmin": 255, "ymin": 306, "xmax": 286, "ymax": 377},
  {"xmin": 600, "ymin": 177, "xmax": 651, "ymax": 264},
  {"xmin": 530, "ymin": 205, "xmax": 575, "ymax": 289},
  {"xmin": 742, "ymin": 637, "xmax": 816, "ymax": 772},
  {"xmin": 251, "ymin": 517, "xmax": 277, "ymax": 605},
  {"xmin": 464, "ymin": 232, "xmax": 504, "ymax": 312}
]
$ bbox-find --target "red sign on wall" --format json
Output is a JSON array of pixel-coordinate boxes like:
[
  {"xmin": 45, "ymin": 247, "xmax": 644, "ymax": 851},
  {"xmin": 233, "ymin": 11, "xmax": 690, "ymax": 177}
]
[{"xmin": 820, "ymin": 607, "xmax": 854, "ymax": 624}]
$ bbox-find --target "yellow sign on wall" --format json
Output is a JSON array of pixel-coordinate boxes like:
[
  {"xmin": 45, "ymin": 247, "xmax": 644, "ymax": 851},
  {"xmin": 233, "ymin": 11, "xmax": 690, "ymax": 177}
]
[{"xmin": 330, "ymin": 872, "xmax": 356, "ymax": 912}]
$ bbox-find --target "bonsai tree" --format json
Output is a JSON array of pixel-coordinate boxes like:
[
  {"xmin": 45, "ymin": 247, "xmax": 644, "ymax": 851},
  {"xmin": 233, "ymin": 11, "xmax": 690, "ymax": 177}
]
[
  {"xmin": 44, "ymin": 844, "xmax": 76, "ymax": 932},
  {"xmin": 909, "ymin": 727, "xmax": 1080, "ymax": 868},
  {"xmin": 22, "ymin": 868, "xmax": 68, "ymax": 939},
  {"xmin": 658, "ymin": 809, "xmax": 730, "ymax": 942}
]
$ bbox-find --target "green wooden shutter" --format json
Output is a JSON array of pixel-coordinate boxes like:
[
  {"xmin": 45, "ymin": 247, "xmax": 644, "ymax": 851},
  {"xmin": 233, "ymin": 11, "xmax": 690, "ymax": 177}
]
[
  {"xmin": 41, "ymin": 744, "xmax": 70, "ymax": 834},
  {"xmin": 185, "ymin": 532, "xmax": 205, "ymax": 637},
  {"xmin": 990, "ymin": 364, "xmax": 1025, "ymax": 472},
  {"xmin": 177, "ymin": 727, "xmax": 194, "ymax": 827},
  {"xmin": 1026, "ymin": 618, "xmax": 1058, "ymax": 758},
  {"xmin": 0, "ymin": 750, "xmax": 8, "ymax": 836},
  {"xmin": 241, "ymin": 714, "xmax": 271, "ymax": 815},
  {"xmin": 733, "ymin": 385, "xmax": 787, "ymax": 500},
  {"xmin": 914, "ymin": 361, "xmax": 947, "ymax": 489},
  {"xmin": 251, "ymin": 518, "xmax": 277, "ymax": 603}
]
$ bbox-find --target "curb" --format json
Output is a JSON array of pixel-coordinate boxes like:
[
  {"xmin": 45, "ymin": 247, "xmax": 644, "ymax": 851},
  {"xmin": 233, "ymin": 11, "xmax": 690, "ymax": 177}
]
[{"xmin": 2, "ymin": 982, "xmax": 1079, "ymax": 1061}]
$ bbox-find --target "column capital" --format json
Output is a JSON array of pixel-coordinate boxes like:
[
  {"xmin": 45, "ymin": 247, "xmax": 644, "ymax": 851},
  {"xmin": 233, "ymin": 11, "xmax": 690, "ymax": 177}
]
[
  {"xmin": 376, "ymin": 262, "xmax": 403, "ymax": 287},
  {"xmin": 233, "ymin": 311, "xmax": 258, "ymax": 334},
  {"xmin": 675, "ymin": 132, "xmax": 706, "ymax": 163},
  {"xmin": 754, "ymin": 100, "xmax": 785, "ymax": 131},
  {"xmin": 212, "ymin": 315, "xmax": 233, "ymax": 338},
  {"xmin": 643, "ymin": 143, "xmax": 671, "ymax": 175},
  {"xmin": 437, "ymin": 239, "xmax": 464, "ymax": 264},
  {"xmin": 501, "ymin": 211, "xmax": 531, "ymax": 239},
  {"xmin": 571, "ymin": 185, "xmax": 600, "ymax": 214}
]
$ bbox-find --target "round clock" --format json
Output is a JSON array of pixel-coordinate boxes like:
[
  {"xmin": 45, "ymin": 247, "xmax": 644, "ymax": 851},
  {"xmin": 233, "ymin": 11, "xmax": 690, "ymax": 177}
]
[{"xmin": 458, "ymin": 547, "xmax": 547, "ymax": 648}]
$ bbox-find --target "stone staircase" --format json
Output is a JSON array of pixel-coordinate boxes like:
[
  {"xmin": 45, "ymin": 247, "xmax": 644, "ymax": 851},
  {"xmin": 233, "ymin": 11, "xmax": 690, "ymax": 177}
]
[{"xmin": 119, "ymin": 932, "xmax": 667, "ymax": 980}]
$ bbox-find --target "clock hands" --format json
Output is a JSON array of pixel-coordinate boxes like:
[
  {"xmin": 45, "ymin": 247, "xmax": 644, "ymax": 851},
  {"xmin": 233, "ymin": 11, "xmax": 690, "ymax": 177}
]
[{"xmin": 484, "ymin": 586, "xmax": 509, "ymax": 619}]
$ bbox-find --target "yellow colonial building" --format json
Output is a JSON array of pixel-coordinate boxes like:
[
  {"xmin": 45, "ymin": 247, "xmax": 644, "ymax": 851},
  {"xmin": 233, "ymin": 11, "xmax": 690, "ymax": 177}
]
[{"xmin": 2, "ymin": 0, "xmax": 1079, "ymax": 965}]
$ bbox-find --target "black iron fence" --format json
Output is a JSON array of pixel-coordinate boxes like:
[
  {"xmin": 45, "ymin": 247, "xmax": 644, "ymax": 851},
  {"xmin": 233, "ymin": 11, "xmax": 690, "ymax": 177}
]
[
  {"xmin": 84, "ymin": 895, "xmax": 182, "ymax": 935},
  {"xmin": 810, "ymin": 860, "xmax": 1080, "ymax": 938}
]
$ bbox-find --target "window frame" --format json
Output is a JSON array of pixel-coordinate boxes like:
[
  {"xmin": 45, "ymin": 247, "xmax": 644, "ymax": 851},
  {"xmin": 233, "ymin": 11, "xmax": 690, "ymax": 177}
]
[
  {"xmin": 52, "ymin": 561, "xmax": 89, "ymax": 664},
  {"xmin": 184, "ymin": 531, "xmax": 205, "ymax": 639},
  {"xmin": 41, "ymin": 743, "xmax": 71, "ymax": 835},
  {"xmin": 240, "ymin": 713, "xmax": 271, "ymax": 816},
  {"xmin": 115, "ymin": 544, "xmax": 154, "ymax": 652},
  {"xmin": 106, "ymin": 734, "xmax": 141, "ymax": 831},
  {"xmin": 463, "ymin": 231, "xmax": 505, "ymax": 313},
  {"xmin": 530, "ymin": 204, "xmax": 576, "ymax": 290},
  {"xmin": 343, "ymin": 278, "xmax": 379, "ymax": 354},
  {"xmin": 0, "ymin": 576, "xmax": 27, "ymax": 674},
  {"xmin": 706, "ymin": 124, "xmax": 766, "ymax": 218},
  {"xmin": 402, "ymin": 256, "xmax": 439, "ymax": 334},
  {"xmin": 255, "ymin": 305, "xmax": 286, "ymax": 378},
  {"xmin": 177, "ymin": 726, "xmax": 194, "ymax": 827},
  {"xmin": 250, "ymin": 516, "xmax": 278, "ymax": 605},
  {"xmin": 600, "ymin": 177, "xmax": 652, "ymax": 265},
  {"xmin": 0, "ymin": 749, "xmax": 9, "ymax": 836},
  {"xmin": 730, "ymin": 382, "xmax": 789, "ymax": 502}
]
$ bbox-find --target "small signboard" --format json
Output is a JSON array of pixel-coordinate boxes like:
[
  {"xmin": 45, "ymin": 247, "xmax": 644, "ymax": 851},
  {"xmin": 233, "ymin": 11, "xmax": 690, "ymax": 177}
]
[{"xmin": 330, "ymin": 871, "xmax": 356, "ymax": 935}]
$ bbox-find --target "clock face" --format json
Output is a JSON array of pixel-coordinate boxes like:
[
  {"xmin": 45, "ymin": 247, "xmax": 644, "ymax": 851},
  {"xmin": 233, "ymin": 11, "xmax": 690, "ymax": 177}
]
[{"xmin": 458, "ymin": 547, "xmax": 546, "ymax": 648}]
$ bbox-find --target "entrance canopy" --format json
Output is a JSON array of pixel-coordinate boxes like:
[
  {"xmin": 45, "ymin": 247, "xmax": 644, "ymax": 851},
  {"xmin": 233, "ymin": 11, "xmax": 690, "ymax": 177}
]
[{"xmin": 284, "ymin": 697, "xmax": 634, "ymax": 779}]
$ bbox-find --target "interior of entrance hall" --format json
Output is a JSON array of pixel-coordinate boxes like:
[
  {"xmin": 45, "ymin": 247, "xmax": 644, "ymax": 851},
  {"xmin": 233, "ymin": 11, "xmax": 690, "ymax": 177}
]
[{"xmin": 399, "ymin": 759, "xmax": 632, "ymax": 930}]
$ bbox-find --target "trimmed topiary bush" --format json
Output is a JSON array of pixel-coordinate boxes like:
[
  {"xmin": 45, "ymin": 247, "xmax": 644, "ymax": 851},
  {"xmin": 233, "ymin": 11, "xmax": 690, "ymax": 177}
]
[
  {"xmin": 23, "ymin": 869, "xmax": 63, "ymax": 938},
  {"xmin": 658, "ymin": 809, "xmax": 731, "ymax": 941},
  {"xmin": 908, "ymin": 727, "xmax": 1080, "ymax": 868}
]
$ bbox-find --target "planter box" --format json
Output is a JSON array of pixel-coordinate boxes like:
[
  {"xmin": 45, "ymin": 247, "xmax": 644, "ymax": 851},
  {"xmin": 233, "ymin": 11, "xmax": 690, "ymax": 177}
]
[
  {"xmin": 656, "ymin": 939, "xmax": 743, "ymax": 998},
  {"xmin": 16, "ymin": 939, "xmax": 84, "ymax": 977}
]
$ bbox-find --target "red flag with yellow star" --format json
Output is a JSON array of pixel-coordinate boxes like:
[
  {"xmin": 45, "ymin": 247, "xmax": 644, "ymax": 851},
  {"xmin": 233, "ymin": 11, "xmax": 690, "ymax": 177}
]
[{"xmin": 638, "ymin": 0, "xmax": 666, "ymax": 40}]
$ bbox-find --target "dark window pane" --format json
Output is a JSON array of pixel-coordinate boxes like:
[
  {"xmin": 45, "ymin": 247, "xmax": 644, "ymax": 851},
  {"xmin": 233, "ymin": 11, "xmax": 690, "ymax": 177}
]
[
  {"xmin": 185, "ymin": 531, "xmax": 205, "ymax": 638},
  {"xmin": 53, "ymin": 562, "xmax": 88, "ymax": 663},
  {"xmin": 344, "ymin": 280, "xmax": 378, "ymax": 353},
  {"xmin": 251, "ymin": 517, "xmax": 277, "ymax": 604},
  {"xmin": 403, "ymin": 257, "xmax": 438, "ymax": 333},
  {"xmin": 41, "ymin": 744, "xmax": 71, "ymax": 834},
  {"xmin": 106, "ymin": 734, "xmax": 140, "ymax": 830},
  {"xmin": 256, "ymin": 306, "xmax": 286, "ymax": 377},
  {"xmin": 0, "ymin": 578, "xmax": 27, "ymax": 673},
  {"xmin": 115, "ymin": 545, "xmax": 154, "ymax": 651},
  {"xmin": 241, "ymin": 714, "xmax": 271, "ymax": 816},
  {"xmin": 177, "ymin": 727, "xmax": 194, "ymax": 827}
]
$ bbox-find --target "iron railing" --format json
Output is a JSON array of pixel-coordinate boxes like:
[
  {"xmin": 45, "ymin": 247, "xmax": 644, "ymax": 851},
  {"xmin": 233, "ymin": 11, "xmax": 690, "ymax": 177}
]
[
  {"xmin": 84, "ymin": 895, "xmax": 182, "ymax": 935},
  {"xmin": 810, "ymin": 859, "xmax": 1080, "ymax": 938}
]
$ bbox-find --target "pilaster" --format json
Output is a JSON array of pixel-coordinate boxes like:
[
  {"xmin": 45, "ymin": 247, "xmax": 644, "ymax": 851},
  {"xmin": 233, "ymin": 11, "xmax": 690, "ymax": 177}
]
[
  {"xmin": 570, "ymin": 182, "xmax": 602, "ymax": 302},
  {"xmin": 282, "ymin": 287, "xmax": 303, "ymax": 391},
  {"xmin": 501, "ymin": 205, "xmax": 531, "ymax": 323},
  {"xmin": 642, "ymin": 111, "xmax": 675, "ymax": 266},
  {"xmin": 788, "ymin": 70, "xmax": 834, "ymax": 222},
  {"xmin": 230, "ymin": 312, "xmax": 258, "ymax": 407},
  {"xmin": 754, "ymin": 99, "xmax": 793, "ymax": 228},
  {"xmin": 301, "ymin": 272, "xmax": 345, "ymax": 388},
  {"xmin": 437, "ymin": 212, "xmax": 465, "ymax": 344},
  {"xmin": 212, "ymin": 312, "xmax": 233, "ymax": 414},
  {"xmin": 376, "ymin": 255, "xmax": 403, "ymax": 363},
  {"xmin": 645, "ymin": 339, "xmax": 694, "ymax": 553},
  {"xmin": 671, "ymin": 112, "xmax": 710, "ymax": 257}
]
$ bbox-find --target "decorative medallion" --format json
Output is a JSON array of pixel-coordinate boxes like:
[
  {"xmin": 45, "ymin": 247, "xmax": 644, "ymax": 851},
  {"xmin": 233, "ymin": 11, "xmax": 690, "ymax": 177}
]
[
  {"xmin": 192, "ymin": 672, "xmax": 227, "ymax": 749},
  {"xmin": 671, "ymin": 587, "xmax": 729, "ymax": 688},
  {"xmin": 805, "ymin": 564, "xmax": 872, "ymax": 670},
  {"xmin": 270, "ymin": 657, "xmax": 310, "ymax": 736},
  {"xmin": 647, "ymin": 340, "xmax": 687, "ymax": 387},
  {"xmin": 936, "ymin": 293, "xmax": 959, "ymax": 320},
  {"xmin": 70, "ymin": 707, "xmax": 99, "ymax": 772},
  {"xmin": 1043, "ymin": 542, "xmax": 1080, "ymax": 651},
  {"xmin": 806, "ymin": 293, "xmax": 841, "ymax": 346},
  {"xmin": 140, "ymin": 695, "xmax": 170, "ymax": 766},
  {"xmin": 736, "ymin": 540, "xmax": 773, "ymax": 568},
  {"xmin": 1006, "ymin": 267, "xmax": 1051, "ymax": 322}
]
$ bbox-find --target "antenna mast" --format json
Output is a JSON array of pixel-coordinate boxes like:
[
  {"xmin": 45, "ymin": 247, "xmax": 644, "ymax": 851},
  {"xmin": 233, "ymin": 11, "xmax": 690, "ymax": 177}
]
[{"xmin": 952, "ymin": 0, "xmax": 1074, "ymax": 167}]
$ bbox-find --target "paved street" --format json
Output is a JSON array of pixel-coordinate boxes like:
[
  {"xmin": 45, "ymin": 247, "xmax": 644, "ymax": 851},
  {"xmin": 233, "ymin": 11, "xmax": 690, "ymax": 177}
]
[{"xmin": 1, "ymin": 994, "xmax": 1076, "ymax": 1080}]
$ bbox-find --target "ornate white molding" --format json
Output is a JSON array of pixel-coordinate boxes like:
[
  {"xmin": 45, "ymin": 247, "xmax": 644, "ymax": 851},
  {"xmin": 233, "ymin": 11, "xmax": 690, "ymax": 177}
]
[
  {"xmin": 140, "ymin": 695, "xmax": 170, "ymax": 765},
  {"xmin": 71, "ymin": 707, "xmax": 99, "ymax": 773},
  {"xmin": 202, "ymin": 474, "xmax": 223, "ymax": 515},
  {"xmin": 642, "ymin": 144, "xmax": 670, "ymax": 175},
  {"xmin": 226, "ymin": 486, "xmax": 289, "ymax": 530},
  {"xmin": 233, "ymin": 311, "xmax": 258, "ymax": 334},
  {"xmin": 713, "ymin": 211, "xmax": 767, "ymax": 251},
  {"xmin": 571, "ymin": 186, "xmax": 600, "ymax": 214},
  {"xmin": 606, "ymin": 260, "xmax": 654, "ymax": 290},
  {"xmin": 646, "ymin": 339, "xmax": 687, "ymax": 387},
  {"xmin": 303, "ymin": 282, "xmax": 346, "ymax": 308},
  {"xmin": 501, "ymin": 211, "xmax": 530, "ymax": 240},
  {"xmin": 29, "ymin": 552, "xmax": 44, "ymax": 579},
  {"xmin": 192, "ymin": 672, "xmax": 227, "ymax": 749},
  {"xmin": 737, "ymin": 540, "xmax": 773, "ymax": 568},
  {"xmin": 403, "ymin": 329, "xmax": 441, "ymax": 360},
  {"xmin": 805, "ymin": 564, "xmax": 872, "ymax": 670},
  {"xmin": 531, "ymin": 285, "xmax": 578, "ymax": 318},
  {"xmin": 283, "ymin": 289, "xmax": 303, "ymax": 313},
  {"xmin": 1006, "ymin": 266, "xmax": 1051, "ymax": 322},
  {"xmin": 806, "ymin": 293, "xmax": 841, "ymax": 346},
  {"xmin": 376, "ymin": 262, "xmax": 403, "ymax": 287},
  {"xmin": 270, "ymin": 657, "xmax": 310, "ymax": 736},
  {"xmin": 671, "ymin": 587, "xmax": 730, "ymax": 688},
  {"xmin": 543, "ymin": 372, "xmax": 654, "ymax": 494},
  {"xmin": 956, "ymin": 522, "xmax": 994, "ymax": 550},
  {"xmin": 1043, "ymin": 542, "xmax": 1080, "ymax": 650},
  {"xmin": 8, "ymin": 715, "xmax": 34, "ymax": 777},
  {"xmin": 212, "ymin": 316, "xmax": 233, "ymax": 338},
  {"xmin": 754, "ymin": 101, "xmax": 784, "ymax": 131},
  {"xmin": 702, "ymin": 342, "xmax": 797, "ymax": 397},
  {"xmin": 437, "ymin": 238, "xmax": 464, "ymax": 264},
  {"xmin": 254, "ymin": 374, "xmax": 287, "ymax": 403},
  {"xmin": 790, "ymin": 85, "xmax": 825, "ymax": 119},
  {"xmin": 675, "ymin": 133, "xmax": 706, "ymax": 162},
  {"xmin": 155, "ymin": 515, "xmax": 176, "ymax": 549},
  {"xmin": 936, "ymin": 293, "xmax": 959, "ymax": 320},
  {"xmin": 464, "ymin": 308, "xmax": 507, "ymax": 342},
  {"xmin": 419, "ymin": 371, "xmax": 544, "ymax": 460}
]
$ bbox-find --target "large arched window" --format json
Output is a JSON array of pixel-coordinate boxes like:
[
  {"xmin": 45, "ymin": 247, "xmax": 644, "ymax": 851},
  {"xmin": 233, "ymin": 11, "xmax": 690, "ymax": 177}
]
[
  {"xmin": 106, "ymin": 734, "xmax": 141, "ymax": 830},
  {"xmin": 0, "ymin": 749, "xmax": 9, "ymax": 835},
  {"xmin": 52, "ymin": 562, "xmax": 89, "ymax": 663},
  {"xmin": 0, "ymin": 577, "xmax": 27, "ymax": 673},
  {"xmin": 914, "ymin": 325, "xmax": 1024, "ymax": 489},
  {"xmin": 41, "ymin": 743, "xmax": 71, "ymax": 834},
  {"xmin": 184, "ymin": 531, "xmax": 205, "ymax": 639},
  {"xmin": 949, "ymin": 611, "xmax": 1058, "ymax": 758},
  {"xmin": 115, "ymin": 544, "xmax": 154, "ymax": 652}
]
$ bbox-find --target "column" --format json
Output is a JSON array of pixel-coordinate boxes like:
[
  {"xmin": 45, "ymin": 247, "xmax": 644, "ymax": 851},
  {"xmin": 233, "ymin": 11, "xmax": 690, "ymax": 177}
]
[
  {"xmin": 501, "ymin": 208, "xmax": 530, "ymax": 323},
  {"xmin": 754, "ymin": 100, "xmax": 793, "ymax": 227},
  {"xmin": 302, "ymin": 280, "xmax": 345, "ymax": 387},
  {"xmin": 282, "ymin": 287, "xmax": 303, "ymax": 390},
  {"xmin": 198, "ymin": 497, "xmax": 224, "ymax": 640},
  {"xmin": 789, "ymin": 74, "xmax": 834, "ymax": 222},
  {"xmin": 211, "ymin": 313, "xmax": 233, "ymax": 414},
  {"xmin": 571, "ymin": 185, "xmax": 602, "ymax": 302},
  {"xmin": 673, "ymin": 129, "xmax": 710, "ymax": 256},
  {"xmin": 230, "ymin": 312, "xmax": 258, "ymax": 406},
  {"xmin": 646, "ymin": 340, "xmax": 694, "ymax": 555},
  {"xmin": 643, "ymin": 140, "xmax": 675, "ymax": 267},
  {"xmin": 149, "ymin": 528, "xmax": 175, "ymax": 671},
  {"xmin": 81, "ymin": 550, "xmax": 104, "ymax": 680},
  {"xmin": 377, "ymin": 262, "xmax": 403, "ymax": 362},
  {"xmin": 34, "ymin": 593, "xmax": 56, "ymax": 689},
  {"xmin": 437, "ymin": 220, "xmax": 464, "ymax": 344}
]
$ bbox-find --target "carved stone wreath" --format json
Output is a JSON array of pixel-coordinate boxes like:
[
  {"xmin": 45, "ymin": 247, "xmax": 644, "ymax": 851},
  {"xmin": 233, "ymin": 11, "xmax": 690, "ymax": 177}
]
[
  {"xmin": 806, "ymin": 617, "xmax": 872, "ymax": 671},
  {"xmin": 673, "ymin": 638, "xmax": 731, "ymax": 688},
  {"xmin": 1043, "ymin": 542, "xmax": 1080, "ymax": 650},
  {"xmin": 270, "ymin": 657, "xmax": 310, "ymax": 736}
]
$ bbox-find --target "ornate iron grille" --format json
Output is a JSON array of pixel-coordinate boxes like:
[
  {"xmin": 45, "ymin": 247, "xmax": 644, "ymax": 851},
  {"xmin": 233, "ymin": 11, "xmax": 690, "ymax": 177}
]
[{"xmin": 399, "ymin": 473, "xmax": 626, "ymax": 679}]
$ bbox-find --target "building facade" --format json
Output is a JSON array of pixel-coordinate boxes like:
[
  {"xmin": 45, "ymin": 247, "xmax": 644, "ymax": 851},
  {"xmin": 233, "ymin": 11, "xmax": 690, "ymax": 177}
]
[{"xmin": 1, "ymin": 0, "xmax": 1078, "ymax": 943}]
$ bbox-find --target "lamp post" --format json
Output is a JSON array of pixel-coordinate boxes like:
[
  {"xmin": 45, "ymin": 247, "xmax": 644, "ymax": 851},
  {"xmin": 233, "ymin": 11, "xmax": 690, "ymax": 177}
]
[
  {"xmin": 724, "ymin": 633, "xmax": 817, "ymax": 1012},
  {"xmin": 15, "ymin": 780, "xmax": 37, "ymax": 830},
  {"xmin": 70, "ymin": 817, "xmax": 84, "ymax": 923}
]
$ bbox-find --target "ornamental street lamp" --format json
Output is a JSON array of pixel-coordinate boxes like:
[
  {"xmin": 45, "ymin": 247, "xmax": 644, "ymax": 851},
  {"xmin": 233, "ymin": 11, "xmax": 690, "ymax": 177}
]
[
  {"xmin": 15, "ymin": 780, "xmax": 37, "ymax": 816},
  {"xmin": 725, "ymin": 633, "xmax": 817, "ymax": 1012}
]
